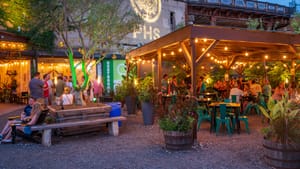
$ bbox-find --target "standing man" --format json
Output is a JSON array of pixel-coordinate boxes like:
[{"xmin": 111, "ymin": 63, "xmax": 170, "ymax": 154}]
[
  {"xmin": 43, "ymin": 74, "xmax": 50, "ymax": 106},
  {"xmin": 196, "ymin": 76, "xmax": 206, "ymax": 95},
  {"xmin": 55, "ymin": 76, "xmax": 66, "ymax": 105},
  {"xmin": 47, "ymin": 74, "xmax": 54, "ymax": 105},
  {"xmin": 29, "ymin": 72, "xmax": 44, "ymax": 105}
]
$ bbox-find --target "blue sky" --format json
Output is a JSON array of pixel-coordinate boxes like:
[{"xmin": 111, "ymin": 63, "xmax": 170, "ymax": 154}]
[{"xmin": 260, "ymin": 0, "xmax": 292, "ymax": 6}]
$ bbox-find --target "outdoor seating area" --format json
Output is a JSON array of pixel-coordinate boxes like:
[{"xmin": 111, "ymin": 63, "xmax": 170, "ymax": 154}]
[{"xmin": 1, "ymin": 0, "xmax": 300, "ymax": 168}]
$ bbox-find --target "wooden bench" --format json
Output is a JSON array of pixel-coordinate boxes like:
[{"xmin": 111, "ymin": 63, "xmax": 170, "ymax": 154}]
[{"xmin": 13, "ymin": 116, "xmax": 126, "ymax": 147}]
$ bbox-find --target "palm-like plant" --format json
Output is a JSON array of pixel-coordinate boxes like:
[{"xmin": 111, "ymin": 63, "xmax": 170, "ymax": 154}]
[{"xmin": 259, "ymin": 93, "xmax": 300, "ymax": 145}]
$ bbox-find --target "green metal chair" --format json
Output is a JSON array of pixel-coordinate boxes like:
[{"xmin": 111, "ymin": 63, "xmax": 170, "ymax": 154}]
[
  {"xmin": 232, "ymin": 110, "xmax": 250, "ymax": 134},
  {"xmin": 216, "ymin": 104, "xmax": 232, "ymax": 135},
  {"xmin": 231, "ymin": 95, "xmax": 237, "ymax": 103},
  {"xmin": 196, "ymin": 106, "xmax": 211, "ymax": 130}
]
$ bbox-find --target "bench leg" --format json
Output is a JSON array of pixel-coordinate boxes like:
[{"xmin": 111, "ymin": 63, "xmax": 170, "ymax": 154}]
[
  {"xmin": 42, "ymin": 129, "xmax": 52, "ymax": 147},
  {"xmin": 108, "ymin": 121, "xmax": 119, "ymax": 136}
]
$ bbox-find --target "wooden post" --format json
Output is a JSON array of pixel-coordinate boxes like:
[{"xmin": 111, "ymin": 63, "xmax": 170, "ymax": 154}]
[
  {"xmin": 190, "ymin": 38, "xmax": 198, "ymax": 144},
  {"xmin": 157, "ymin": 49, "xmax": 162, "ymax": 89},
  {"xmin": 108, "ymin": 121, "xmax": 119, "ymax": 136},
  {"xmin": 42, "ymin": 129, "xmax": 52, "ymax": 147},
  {"xmin": 291, "ymin": 60, "xmax": 296, "ymax": 82}
]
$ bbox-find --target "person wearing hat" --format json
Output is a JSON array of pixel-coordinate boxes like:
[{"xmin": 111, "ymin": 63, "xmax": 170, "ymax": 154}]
[{"xmin": 61, "ymin": 87, "xmax": 74, "ymax": 105}]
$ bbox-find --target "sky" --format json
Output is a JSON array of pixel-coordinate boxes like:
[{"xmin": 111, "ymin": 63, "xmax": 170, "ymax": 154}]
[{"xmin": 259, "ymin": 0, "xmax": 294, "ymax": 6}]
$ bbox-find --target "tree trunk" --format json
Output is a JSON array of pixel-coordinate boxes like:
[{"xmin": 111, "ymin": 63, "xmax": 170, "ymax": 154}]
[{"xmin": 73, "ymin": 90, "xmax": 86, "ymax": 106}]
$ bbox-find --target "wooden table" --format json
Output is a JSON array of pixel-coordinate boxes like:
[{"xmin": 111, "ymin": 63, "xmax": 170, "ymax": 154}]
[{"xmin": 208, "ymin": 102, "xmax": 241, "ymax": 134}]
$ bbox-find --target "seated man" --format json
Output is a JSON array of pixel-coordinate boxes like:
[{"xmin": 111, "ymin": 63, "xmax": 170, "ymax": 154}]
[
  {"xmin": 0, "ymin": 98, "xmax": 42, "ymax": 143},
  {"xmin": 229, "ymin": 82, "xmax": 244, "ymax": 103},
  {"xmin": 61, "ymin": 87, "xmax": 74, "ymax": 105}
]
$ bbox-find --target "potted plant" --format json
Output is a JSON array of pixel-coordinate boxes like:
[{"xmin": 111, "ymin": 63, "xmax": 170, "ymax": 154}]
[
  {"xmin": 115, "ymin": 79, "xmax": 137, "ymax": 114},
  {"xmin": 137, "ymin": 76, "xmax": 156, "ymax": 125},
  {"xmin": 158, "ymin": 96, "xmax": 198, "ymax": 150},
  {"xmin": 258, "ymin": 93, "xmax": 300, "ymax": 169}
]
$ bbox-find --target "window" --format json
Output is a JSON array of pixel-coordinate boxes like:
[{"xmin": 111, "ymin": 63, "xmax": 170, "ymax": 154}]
[
  {"xmin": 268, "ymin": 5, "xmax": 275, "ymax": 11},
  {"xmin": 257, "ymin": 3, "xmax": 266, "ymax": 10},
  {"xmin": 170, "ymin": 12, "xmax": 176, "ymax": 32},
  {"xmin": 207, "ymin": 0, "xmax": 219, "ymax": 4},
  {"xmin": 235, "ymin": 0, "xmax": 245, "ymax": 7},
  {"xmin": 246, "ymin": 1, "xmax": 256, "ymax": 8},
  {"xmin": 221, "ymin": 0, "xmax": 232, "ymax": 5}
]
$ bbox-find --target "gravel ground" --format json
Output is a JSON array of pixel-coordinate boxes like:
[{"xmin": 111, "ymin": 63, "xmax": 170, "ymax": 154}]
[{"xmin": 0, "ymin": 110, "xmax": 272, "ymax": 169}]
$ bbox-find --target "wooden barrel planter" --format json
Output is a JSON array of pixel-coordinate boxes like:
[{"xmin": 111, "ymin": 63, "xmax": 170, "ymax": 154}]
[
  {"xmin": 163, "ymin": 131, "xmax": 193, "ymax": 150},
  {"xmin": 263, "ymin": 139, "xmax": 300, "ymax": 169}
]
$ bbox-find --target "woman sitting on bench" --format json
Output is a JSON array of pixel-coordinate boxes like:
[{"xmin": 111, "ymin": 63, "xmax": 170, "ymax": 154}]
[{"xmin": 0, "ymin": 97, "xmax": 42, "ymax": 143}]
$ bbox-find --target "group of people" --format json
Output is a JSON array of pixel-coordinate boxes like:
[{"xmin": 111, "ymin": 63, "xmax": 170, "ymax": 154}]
[
  {"xmin": 217, "ymin": 77, "xmax": 296, "ymax": 109},
  {"xmin": 0, "ymin": 72, "xmax": 104, "ymax": 144},
  {"xmin": 28, "ymin": 72, "xmax": 104, "ymax": 106},
  {"xmin": 28, "ymin": 72, "xmax": 72, "ymax": 106}
]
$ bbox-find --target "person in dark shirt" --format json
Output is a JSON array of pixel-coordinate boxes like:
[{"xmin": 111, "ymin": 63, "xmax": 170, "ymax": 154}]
[{"xmin": 29, "ymin": 72, "xmax": 44, "ymax": 104}]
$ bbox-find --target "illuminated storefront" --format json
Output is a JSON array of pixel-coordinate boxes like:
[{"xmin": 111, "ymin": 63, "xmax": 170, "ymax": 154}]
[
  {"xmin": 37, "ymin": 58, "xmax": 97, "ymax": 84},
  {"xmin": 0, "ymin": 60, "xmax": 30, "ymax": 94},
  {"xmin": 0, "ymin": 31, "xmax": 30, "ymax": 100}
]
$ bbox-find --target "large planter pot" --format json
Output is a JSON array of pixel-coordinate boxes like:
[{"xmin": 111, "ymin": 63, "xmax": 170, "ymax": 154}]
[
  {"xmin": 163, "ymin": 130, "xmax": 193, "ymax": 150},
  {"xmin": 263, "ymin": 139, "xmax": 300, "ymax": 169},
  {"xmin": 125, "ymin": 96, "xmax": 136, "ymax": 114},
  {"xmin": 141, "ymin": 102, "xmax": 154, "ymax": 125}
]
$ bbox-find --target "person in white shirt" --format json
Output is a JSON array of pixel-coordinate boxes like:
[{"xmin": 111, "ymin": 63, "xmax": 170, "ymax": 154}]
[
  {"xmin": 61, "ymin": 87, "xmax": 73, "ymax": 105},
  {"xmin": 229, "ymin": 82, "xmax": 244, "ymax": 103},
  {"xmin": 47, "ymin": 77, "xmax": 54, "ymax": 105}
]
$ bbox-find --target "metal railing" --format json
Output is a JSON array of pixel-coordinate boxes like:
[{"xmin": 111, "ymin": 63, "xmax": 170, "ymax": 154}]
[{"xmin": 185, "ymin": 0, "xmax": 292, "ymax": 15}]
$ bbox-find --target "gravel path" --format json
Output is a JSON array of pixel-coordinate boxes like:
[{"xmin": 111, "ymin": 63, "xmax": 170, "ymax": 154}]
[{"xmin": 0, "ymin": 110, "xmax": 272, "ymax": 169}]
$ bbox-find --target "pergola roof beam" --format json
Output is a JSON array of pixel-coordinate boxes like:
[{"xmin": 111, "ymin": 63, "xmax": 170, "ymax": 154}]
[{"xmin": 196, "ymin": 40, "xmax": 219, "ymax": 64}]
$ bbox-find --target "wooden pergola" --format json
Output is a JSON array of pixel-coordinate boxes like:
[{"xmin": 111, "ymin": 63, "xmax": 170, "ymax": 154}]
[{"xmin": 126, "ymin": 25, "xmax": 300, "ymax": 96}]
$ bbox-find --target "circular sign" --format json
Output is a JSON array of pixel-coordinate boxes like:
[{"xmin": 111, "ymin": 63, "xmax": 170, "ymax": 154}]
[
  {"xmin": 117, "ymin": 63, "xmax": 126, "ymax": 76},
  {"xmin": 130, "ymin": 0, "xmax": 162, "ymax": 23}
]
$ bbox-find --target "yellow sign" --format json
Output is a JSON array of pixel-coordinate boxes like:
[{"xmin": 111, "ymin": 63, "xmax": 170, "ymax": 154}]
[{"xmin": 130, "ymin": 0, "xmax": 162, "ymax": 23}]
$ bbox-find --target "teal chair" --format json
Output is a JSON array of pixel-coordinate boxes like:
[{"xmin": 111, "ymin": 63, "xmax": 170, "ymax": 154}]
[
  {"xmin": 231, "ymin": 95, "xmax": 237, "ymax": 103},
  {"xmin": 224, "ymin": 98, "xmax": 231, "ymax": 103},
  {"xmin": 228, "ymin": 95, "xmax": 238, "ymax": 114},
  {"xmin": 196, "ymin": 106, "xmax": 211, "ymax": 130},
  {"xmin": 232, "ymin": 112, "xmax": 250, "ymax": 134},
  {"xmin": 216, "ymin": 104, "xmax": 232, "ymax": 135},
  {"xmin": 244, "ymin": 101, "xmax": 260, "ymax": 115}
]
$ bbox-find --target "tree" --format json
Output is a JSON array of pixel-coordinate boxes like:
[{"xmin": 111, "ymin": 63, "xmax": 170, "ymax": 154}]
[
  {"xmin": 27, "ymin": 0, "xmax": 142, "ymax": 105},
  {"xmin": 0, "ymin": 0, "xmax": 55, "ymax": 51},
  {"xmin": 291, "ymin": 13, "xmax": 300, "ymax": 34}
]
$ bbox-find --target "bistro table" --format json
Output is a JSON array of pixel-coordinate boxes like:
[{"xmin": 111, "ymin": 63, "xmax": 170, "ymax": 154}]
[{"xmin": 208, "ymin": 102, "xmax": 241, "ymax": 134}]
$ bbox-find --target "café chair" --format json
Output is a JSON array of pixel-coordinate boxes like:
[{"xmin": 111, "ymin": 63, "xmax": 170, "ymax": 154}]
[
  {"xmin": 216, "ymin": 104, "xmax": 232, "ymax": 135},
  {"xmin": 231, "ymin": 95, "xmax": 237, "ymax": 103},
  {"xmin": 196, "ymin": 106, "xmax": 211, "ymax": 130},
  {"xmin": 20, "ymin": 92, "xmax": 29, "ymax": 104},
  {"xmin": 232, "ymin": 112, "xmax": 250, "ymax": 134}
]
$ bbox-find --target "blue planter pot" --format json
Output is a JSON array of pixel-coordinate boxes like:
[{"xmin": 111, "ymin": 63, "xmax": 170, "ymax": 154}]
[
  {"xmin": 125, "ymin": 96, "xmax": 137, "ymax": 114},
  {"xmin": 141, "ymin": 102, "xmax": 154, "ymax": 125}
]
